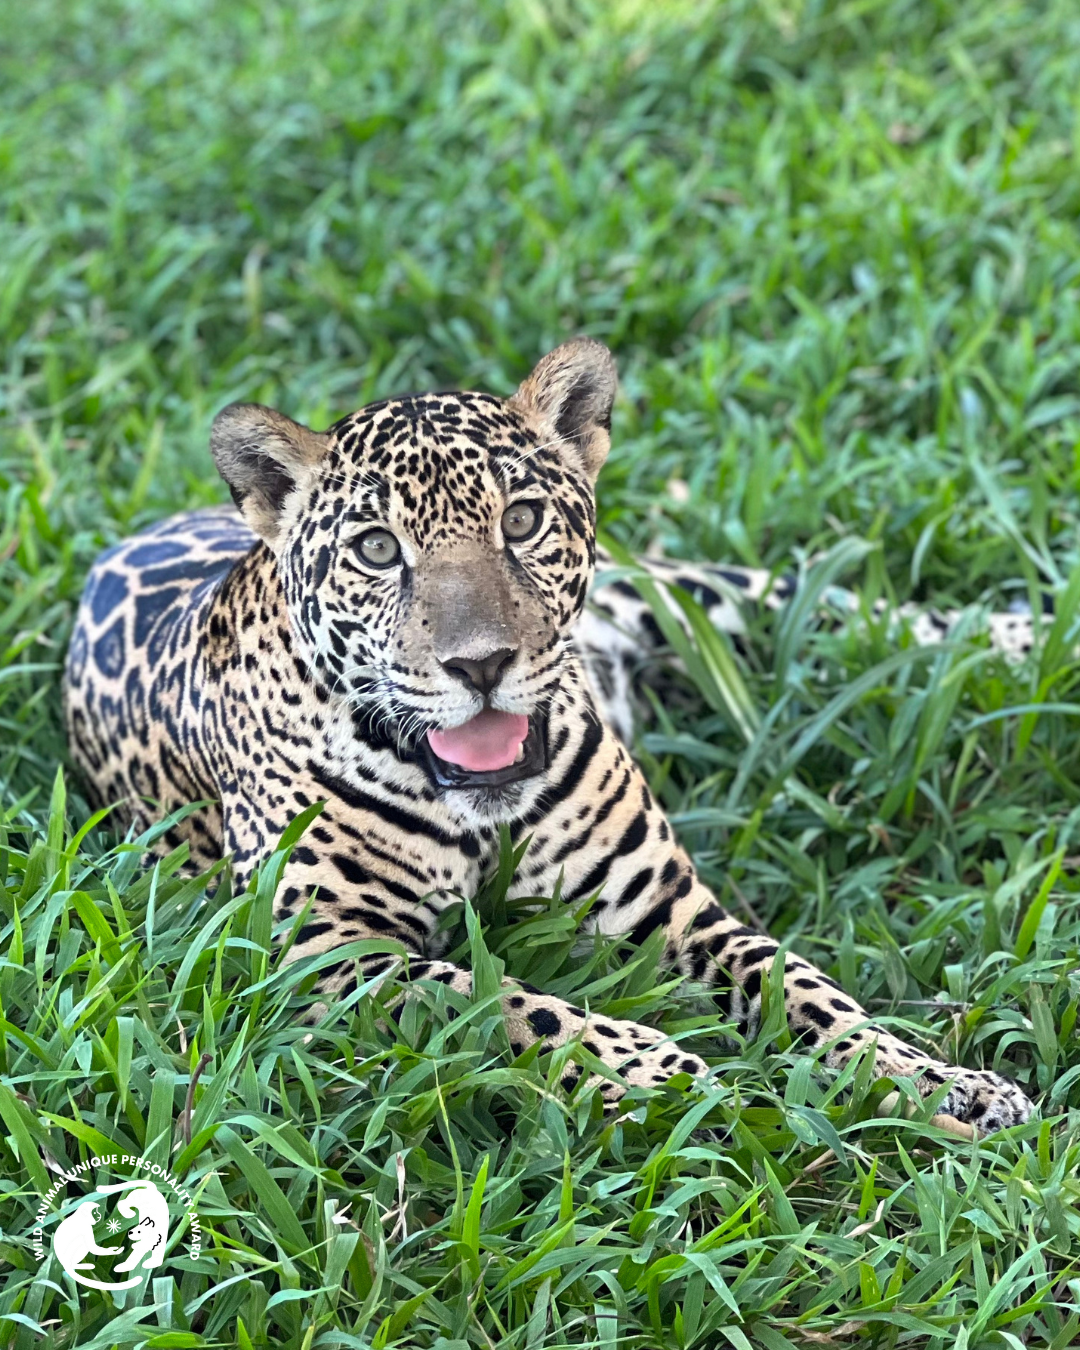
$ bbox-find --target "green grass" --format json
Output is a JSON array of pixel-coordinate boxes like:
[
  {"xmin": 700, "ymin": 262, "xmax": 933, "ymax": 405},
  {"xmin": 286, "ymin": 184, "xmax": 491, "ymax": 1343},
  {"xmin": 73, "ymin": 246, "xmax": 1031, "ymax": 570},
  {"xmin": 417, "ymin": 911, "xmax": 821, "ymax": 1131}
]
[{"xmin": 3, "ymin": 0, "xmax": 1080, "ymax": 1344}]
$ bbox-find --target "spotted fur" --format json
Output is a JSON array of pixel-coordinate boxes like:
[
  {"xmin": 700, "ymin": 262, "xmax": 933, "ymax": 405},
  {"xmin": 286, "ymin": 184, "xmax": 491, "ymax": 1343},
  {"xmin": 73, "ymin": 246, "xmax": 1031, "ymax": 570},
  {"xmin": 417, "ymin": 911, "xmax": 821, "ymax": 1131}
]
[
  {"xmin": 64, "ymin": 339, "xmax": 1033, "ymax": 1131},
  {"xmin": 579, "ymin": 553, "xmax": 1042, "ymax": 745}
]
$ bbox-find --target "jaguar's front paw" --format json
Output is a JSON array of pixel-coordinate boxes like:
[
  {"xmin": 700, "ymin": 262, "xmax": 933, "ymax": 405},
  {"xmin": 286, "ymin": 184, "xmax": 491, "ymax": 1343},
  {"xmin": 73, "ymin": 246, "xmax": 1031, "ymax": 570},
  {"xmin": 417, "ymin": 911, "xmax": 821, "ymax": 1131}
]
[{"xmin": 930, "ymin": 1066, "xmax": 1034, "ymax": 1131}]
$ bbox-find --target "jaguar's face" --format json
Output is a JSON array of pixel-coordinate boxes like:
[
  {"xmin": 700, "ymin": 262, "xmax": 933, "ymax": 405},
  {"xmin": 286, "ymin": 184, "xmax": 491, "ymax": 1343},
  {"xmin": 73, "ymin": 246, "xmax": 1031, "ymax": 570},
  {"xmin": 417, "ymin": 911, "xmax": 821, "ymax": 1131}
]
[
  {"xmin": 211, "ymin": 338, "xmax": 617, "ymax": 789},
  {"xmin": 279, "ymin": 390, "xmax": 598, "ymax": 785}
]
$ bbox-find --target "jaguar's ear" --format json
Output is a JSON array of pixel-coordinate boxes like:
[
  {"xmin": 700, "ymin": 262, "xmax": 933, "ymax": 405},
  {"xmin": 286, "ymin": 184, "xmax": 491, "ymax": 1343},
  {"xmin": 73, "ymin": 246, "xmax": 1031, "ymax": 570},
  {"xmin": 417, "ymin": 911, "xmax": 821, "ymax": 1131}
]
[
  {"xmin": 510, "ymin": 337, "xmax": 618, "ymax": 481},
  {"xmin": 210, "ymin": 404, "xmax": 329, "ymax": 544}
]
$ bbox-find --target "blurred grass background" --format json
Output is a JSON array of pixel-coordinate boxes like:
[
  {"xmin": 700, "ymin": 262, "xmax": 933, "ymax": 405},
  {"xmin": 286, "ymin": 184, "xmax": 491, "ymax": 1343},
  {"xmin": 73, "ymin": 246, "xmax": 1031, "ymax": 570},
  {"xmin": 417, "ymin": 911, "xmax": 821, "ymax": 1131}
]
[{"xmin": 3, "ymin": 1, "xmax": 1080, "ymax": 1345}]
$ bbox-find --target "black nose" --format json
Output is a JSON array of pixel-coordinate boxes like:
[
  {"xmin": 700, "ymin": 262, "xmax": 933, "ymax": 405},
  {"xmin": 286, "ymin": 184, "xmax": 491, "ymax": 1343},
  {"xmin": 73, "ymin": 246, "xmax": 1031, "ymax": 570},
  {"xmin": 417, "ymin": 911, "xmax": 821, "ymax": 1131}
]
[{"xmin": 441, "ymin": 647, "xmax": 516, "ymax": 697}]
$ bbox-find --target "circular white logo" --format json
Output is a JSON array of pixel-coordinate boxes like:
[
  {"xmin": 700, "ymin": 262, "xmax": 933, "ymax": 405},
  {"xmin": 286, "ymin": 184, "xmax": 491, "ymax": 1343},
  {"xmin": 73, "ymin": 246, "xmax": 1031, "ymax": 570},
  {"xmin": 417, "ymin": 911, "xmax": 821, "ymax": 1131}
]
[{"xmin": 32, "ymin": 1154, "xmax": 202, "ymax": 1291}]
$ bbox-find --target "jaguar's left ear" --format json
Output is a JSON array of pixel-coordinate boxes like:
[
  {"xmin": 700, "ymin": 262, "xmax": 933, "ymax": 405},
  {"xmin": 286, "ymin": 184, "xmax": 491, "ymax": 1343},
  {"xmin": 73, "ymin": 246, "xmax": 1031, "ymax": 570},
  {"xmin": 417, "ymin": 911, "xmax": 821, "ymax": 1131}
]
[
  {"xmin": 510, "ymin": 337, "xmax": 618, "ymax": 481},
  {"xmin": 210, "ymin": 403, "xmax": 329, "ymax": 544}
]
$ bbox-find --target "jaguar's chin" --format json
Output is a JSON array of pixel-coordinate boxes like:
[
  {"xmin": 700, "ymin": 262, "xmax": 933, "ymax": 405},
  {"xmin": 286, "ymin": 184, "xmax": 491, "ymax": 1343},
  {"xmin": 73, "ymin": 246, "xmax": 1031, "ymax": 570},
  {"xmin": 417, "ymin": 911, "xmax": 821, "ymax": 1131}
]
[{"xmin": 419, "ymin": 710, "xmax": 549, "ymax": 791}]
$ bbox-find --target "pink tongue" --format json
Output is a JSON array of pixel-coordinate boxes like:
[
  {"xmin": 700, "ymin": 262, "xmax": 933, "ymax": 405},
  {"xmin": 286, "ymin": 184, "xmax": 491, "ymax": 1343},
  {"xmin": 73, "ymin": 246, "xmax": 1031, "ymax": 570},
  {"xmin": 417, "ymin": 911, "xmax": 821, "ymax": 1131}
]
[{"xmin": 427, "ymin": 710, "xmax": 529, "ymax": 772}]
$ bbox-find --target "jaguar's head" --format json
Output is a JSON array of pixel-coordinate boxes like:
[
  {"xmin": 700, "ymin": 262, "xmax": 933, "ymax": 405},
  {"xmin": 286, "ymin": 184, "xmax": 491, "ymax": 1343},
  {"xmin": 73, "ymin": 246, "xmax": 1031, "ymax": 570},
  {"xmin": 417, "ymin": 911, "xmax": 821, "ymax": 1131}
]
[{"xmin": 211, "ymin": 338, "xmax": 617, "ymax": 790}]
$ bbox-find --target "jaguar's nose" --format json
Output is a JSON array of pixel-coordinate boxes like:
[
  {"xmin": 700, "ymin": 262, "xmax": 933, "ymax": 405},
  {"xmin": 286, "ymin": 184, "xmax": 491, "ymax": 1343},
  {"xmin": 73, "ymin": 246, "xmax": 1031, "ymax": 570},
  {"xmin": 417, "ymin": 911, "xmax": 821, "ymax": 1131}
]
[{"xmin": 440, "ymin": 647, "xmax": 516, "ymax": 697}]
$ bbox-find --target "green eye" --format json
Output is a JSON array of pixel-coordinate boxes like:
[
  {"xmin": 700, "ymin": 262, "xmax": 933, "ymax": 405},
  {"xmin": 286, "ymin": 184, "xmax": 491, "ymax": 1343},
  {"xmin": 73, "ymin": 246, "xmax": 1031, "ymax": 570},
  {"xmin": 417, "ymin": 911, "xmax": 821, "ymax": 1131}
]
[
  {"xmin": 353, "ymin": 528, "xmax": 401, "ymax": 568},
  {"xmin": 502, "ymin": 502, "xmax": 541, "ymax": 542}
]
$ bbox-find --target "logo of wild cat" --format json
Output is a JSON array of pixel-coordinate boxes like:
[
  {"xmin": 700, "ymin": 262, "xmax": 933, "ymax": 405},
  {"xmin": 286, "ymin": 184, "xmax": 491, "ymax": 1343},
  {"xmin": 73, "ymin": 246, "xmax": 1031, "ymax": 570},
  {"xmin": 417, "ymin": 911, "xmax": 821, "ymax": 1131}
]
[{"xmin": 33, "ymin": 1154, "xmax": 202, "ymax": 1291}]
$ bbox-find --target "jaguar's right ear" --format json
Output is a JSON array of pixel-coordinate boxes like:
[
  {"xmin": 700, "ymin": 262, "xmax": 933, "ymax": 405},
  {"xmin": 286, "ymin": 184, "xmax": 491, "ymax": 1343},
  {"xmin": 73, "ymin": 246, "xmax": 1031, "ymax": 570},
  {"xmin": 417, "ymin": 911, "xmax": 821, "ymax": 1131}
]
[{"xmin": 210, "ymin": 404, "xmax": 329, "ymax": 544}]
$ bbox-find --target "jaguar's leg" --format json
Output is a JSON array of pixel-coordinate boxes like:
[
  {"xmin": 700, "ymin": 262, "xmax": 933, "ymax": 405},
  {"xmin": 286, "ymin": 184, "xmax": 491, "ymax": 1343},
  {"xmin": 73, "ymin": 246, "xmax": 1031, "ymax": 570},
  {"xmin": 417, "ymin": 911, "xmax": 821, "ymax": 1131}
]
[
  {"xmin": 515, "ymin": 729, "xmax": 1034, "ymax": 1130},
  {"xmin": 228, "ymin": 809, "xmax": 708, "ymax": 1101},
  {"xmin": 656, "ymin": 886, "xmax": 1031, "ymax": 1130},
  {"xmin": 596, "ymin": 842, "xmax": 1033, "ymax": 1130}
]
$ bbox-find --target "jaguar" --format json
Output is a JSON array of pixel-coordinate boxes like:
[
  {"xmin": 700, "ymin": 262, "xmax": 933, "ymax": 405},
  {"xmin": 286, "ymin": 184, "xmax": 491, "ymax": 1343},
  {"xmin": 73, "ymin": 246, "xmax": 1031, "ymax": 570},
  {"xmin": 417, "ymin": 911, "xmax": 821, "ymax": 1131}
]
[{"xmin": 64, "ymin": 337, "xmax": 1035, "ymax": 1130}]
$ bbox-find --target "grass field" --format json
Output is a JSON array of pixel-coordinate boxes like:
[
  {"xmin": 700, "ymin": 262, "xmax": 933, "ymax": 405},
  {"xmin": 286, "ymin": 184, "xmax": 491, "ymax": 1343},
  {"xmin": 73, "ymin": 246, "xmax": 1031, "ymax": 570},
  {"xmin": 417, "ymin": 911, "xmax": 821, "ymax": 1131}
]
[{"xmin": 3, "ymin": 0, "xmax": 1080, "ymax": 1344}]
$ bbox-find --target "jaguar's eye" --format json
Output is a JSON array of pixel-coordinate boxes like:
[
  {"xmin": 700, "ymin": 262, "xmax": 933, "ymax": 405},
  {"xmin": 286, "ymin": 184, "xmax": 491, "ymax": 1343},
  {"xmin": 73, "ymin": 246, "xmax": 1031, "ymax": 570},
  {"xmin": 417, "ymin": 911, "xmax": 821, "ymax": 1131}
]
[
  {"xmin": 353, "ymin": 527, "xmax": 401, "ymax": 568},
  {"xmin": 502, "ymin": 501, "xmax": 542, "ymax": 542}
]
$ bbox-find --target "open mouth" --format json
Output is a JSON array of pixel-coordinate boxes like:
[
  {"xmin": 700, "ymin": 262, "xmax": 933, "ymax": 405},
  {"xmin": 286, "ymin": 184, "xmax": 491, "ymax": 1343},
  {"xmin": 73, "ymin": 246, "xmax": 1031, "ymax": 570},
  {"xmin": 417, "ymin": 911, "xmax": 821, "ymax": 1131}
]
[{"xmin": 420, "ymin": 707, "xmax": 548, "ymax": 790}]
